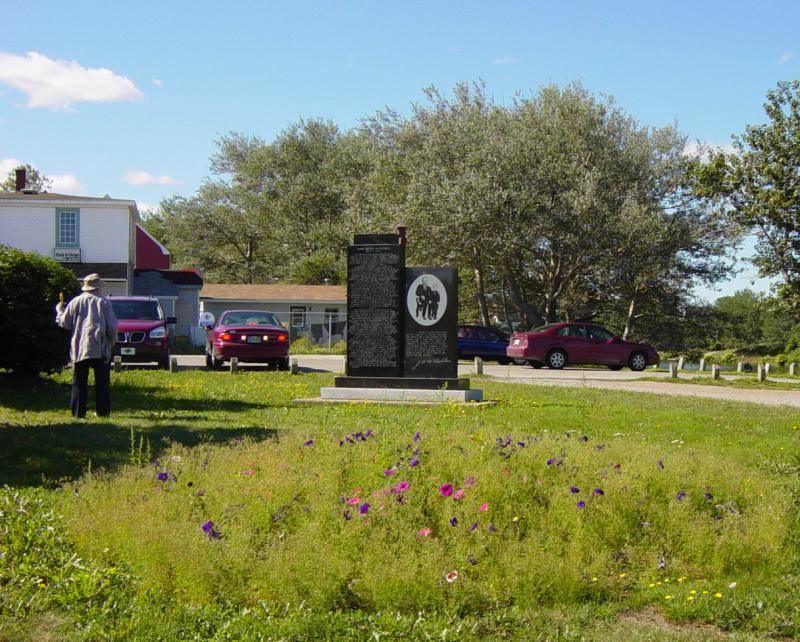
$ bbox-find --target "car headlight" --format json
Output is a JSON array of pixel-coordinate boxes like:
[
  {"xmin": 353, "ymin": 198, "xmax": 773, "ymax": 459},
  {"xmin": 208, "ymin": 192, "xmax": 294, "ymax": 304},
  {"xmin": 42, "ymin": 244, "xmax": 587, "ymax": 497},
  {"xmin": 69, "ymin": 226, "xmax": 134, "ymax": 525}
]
[{"xmin": 149, "ymin": 326, "xmax": 166, "ymax": 339}]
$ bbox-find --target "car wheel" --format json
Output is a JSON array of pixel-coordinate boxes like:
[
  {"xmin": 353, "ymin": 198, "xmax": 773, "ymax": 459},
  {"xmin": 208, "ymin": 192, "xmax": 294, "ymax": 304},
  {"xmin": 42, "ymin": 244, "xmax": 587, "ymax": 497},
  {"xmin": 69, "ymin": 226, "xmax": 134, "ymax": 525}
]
[
  {"xmin": 211, "ymin": 353, "xmax": 224, "ymax": 371},
  {"xmin": 158, "ymin": 354, "xmax": 171, "ymax": 370},
  {"xmin": 608, "ymin": 364, "xmax": 623, "ymax": 371},
  {"xmin": 277, "ymin": 357, "xmax": 290, "ymax": 372},
  {"xmin": 529, "ymin": 361, "xmax": 543, "ymax": 369},
  {"xmin": 497, "ymin": 357, "xmax": 511, "ymax": 365},
  {"xmin": 629, "ymin": 351, "xmax": 647, "ymax": 372},
  {"xmin": 546, "ymin": 349, "xmax": 567, "ymax": 370},
  {"xmin": 513, "ymin": 358, "xmax": 528, "ymax": 366}
]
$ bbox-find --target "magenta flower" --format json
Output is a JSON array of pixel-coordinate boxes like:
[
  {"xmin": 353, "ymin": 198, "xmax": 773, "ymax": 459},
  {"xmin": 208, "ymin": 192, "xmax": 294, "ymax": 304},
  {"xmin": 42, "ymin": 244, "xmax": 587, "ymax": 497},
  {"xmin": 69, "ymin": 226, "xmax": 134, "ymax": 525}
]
[
  {"xmin": 479, "ymin": 502, "xmax": 489, "ymax": 512},
  {"xmin": 576, "ymin": 501, "xmax": 586, "ymax": 509},
  {"xmin": 439, "ymin": 484, "xmax": 454, "ymax": 497},
  {"xmin": 570, "ymin": 485, "xmax": 580, "ymax": 494},
  {"xmin": 453, "ymin": 488, "xmax": 465, "ymax": 500},
  {"xmin": 393, "ymin": 480, "xmax": 410, "ymax": 493},
  {"xmin": 418, "ymin": 528, "xmax": 432, "ymax": 537},
  {"xmin": 359, "ymin": 502, "xmax": 370, "ymax": 515},
  {"xmin": 347, "ymin": 497, "xmax": 360, "ymax": 506}
]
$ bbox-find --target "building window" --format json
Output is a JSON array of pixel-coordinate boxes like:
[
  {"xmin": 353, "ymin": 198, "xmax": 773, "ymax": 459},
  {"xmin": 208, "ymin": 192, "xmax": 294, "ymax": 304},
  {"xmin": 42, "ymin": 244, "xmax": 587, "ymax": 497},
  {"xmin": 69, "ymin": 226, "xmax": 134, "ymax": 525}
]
[
  {"xmin": 290, "ymin": 306, "xmax": 306, "ymax": 328},
  {"xmin": 56, "ymin": 209, "xmax": 79, "ymax": 246}
]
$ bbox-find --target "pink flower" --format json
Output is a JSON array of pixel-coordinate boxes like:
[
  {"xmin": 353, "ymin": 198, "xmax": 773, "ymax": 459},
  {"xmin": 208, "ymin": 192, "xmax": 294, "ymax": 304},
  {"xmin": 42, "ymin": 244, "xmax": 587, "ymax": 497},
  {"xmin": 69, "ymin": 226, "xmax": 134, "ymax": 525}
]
[
  {"xmin": 393, "ymin": 480, "xmax": 410, "ymax": 493},
  {"xmin": 453, "ymin": 488, "xmax": 465, "ymax": 500},
  {"xmin": 464, "ymin": 476, "xmax": 477, "ymax": 487},
  {"xmin": 439, "ymin": 484, "xmax": 454, "ymax": 497},
  {"xmin": 347, "ymin": 497, "xmax": 360, "ymax": 506},
  {"xmin": 479, "ymin": 502, "xmax": 489, "ymax": 512},
  {"xmin": 418, "ymin": 528, "xmax": 432, "ymax": 537},
  {"xmin": 445, "ymin": 570, "xmax": 459, "ymax": 583},
  {"xmin": 242, "ymin": 469, "xmax": 255, "ymax": 476}
]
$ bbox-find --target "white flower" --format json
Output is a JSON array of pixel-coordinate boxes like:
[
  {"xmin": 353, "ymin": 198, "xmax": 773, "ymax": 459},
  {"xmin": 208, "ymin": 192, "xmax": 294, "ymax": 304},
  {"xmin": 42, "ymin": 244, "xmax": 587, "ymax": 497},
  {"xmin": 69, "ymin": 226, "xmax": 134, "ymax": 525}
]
[
  {"xmin": 446, "ymin": 570, "xmax": 459, "ymax": 583},
  {"xmin": 729, "ymin": 582, "xmax": 737, "ymax": 589}
]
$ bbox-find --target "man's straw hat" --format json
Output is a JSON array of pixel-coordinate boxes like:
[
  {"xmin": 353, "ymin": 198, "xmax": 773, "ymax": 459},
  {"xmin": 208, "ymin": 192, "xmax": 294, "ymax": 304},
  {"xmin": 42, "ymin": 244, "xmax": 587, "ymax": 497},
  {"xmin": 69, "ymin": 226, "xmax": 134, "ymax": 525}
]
[{"xmin": 81, "ymin": 273, "xmax": 104, "ymax": 292}]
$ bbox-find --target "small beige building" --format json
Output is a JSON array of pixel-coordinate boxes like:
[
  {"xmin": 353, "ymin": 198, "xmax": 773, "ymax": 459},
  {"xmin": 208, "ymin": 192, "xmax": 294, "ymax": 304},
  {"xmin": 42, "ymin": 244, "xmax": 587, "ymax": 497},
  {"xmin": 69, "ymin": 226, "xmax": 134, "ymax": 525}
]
[{"xmin": 199, "ymin": 284, "xmax": 346, "ymax": 343}]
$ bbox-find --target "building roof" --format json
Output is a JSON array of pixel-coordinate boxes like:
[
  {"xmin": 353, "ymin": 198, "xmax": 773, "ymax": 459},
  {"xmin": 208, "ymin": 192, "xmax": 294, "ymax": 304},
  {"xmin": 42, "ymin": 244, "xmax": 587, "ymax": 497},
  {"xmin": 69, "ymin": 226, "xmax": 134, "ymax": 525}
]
[
  {"xmin": 201, "ymin": 283, "xmax": 346, "ymax": 303},
  {"xmin": 135, "ymin": 269, "xmax": 204, "ymax": 287},
  {"xmin": 62, "ymin": 263, "xmax": 129, "ymax": 280},
  {"xmin": 0, "ymin": 191, "xmax": 140, "ymax": 221}
]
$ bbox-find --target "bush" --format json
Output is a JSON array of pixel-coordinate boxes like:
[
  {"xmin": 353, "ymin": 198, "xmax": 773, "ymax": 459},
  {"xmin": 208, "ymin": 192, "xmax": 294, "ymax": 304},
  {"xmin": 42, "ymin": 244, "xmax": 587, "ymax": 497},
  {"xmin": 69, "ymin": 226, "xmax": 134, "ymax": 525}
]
[
  {"xmin": 0, "ymin": 246, "xmax": 78, "ymax": 376},
  {"xmin": 290, "ymin": 336, "xmax": 347, "ymax": 354}
]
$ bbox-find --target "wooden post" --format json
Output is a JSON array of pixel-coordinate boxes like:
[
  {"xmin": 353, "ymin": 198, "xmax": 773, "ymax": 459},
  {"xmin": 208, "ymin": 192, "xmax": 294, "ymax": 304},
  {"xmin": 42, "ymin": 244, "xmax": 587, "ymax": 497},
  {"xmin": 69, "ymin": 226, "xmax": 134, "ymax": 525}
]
[
  {"xmin": 711, "ymin": 364, "xmax": 720, "ymax": 380},
  {"xmin": 737, "ymin": 361, "xmax": 743, "ymax": 373},
  {"xmin": 677, "ymin": 356, "xmax": 685, "ymax": 371},
  {"xmin": 757, "ymin": 363, "xmax": 766, "ymax": 382},
  {"xmin": 113, "ymin": 355, "xmax": 122, "ymax": 373},
  {"xmin": 474, "ymin": 356, "xmax": 483, "ymax": 375},
  {"xmin": 764, "ymin": 363, "xmax": 772, "ymax": 375},
  {"xmin": 169, "ymin": 356, "xmax": 178, "ymax": 373},
  {"xmin": 698, "ymin": 358, "xmax": 705, "ymax": 372},
  {"xmin": 230, "ymin": 357, "xmax": 239, "ymax": 374},
  {"xmin": 790, "ymin": 362, "xmax": 797, "ymax": 376},
  {"xmin": 669, "ymin": 362, "xmax": 678, "ymax": 378},
  {"xmin": 290, "ymin": 358, "xmax": 299, "ymax": 374}
]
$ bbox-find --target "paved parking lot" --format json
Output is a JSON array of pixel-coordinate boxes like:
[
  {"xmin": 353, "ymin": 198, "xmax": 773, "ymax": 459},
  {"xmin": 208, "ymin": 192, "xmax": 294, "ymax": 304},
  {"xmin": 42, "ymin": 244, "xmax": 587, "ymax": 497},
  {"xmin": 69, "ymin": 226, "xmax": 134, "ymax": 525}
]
[{"xmin": 170, "ymin": 354, "xmax": 800, "ymax": 408}]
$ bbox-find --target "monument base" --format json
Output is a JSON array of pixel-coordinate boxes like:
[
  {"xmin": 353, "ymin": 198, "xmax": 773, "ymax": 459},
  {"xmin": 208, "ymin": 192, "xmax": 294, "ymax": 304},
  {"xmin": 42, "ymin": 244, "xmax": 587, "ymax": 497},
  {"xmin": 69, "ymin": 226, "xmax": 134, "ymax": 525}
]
[
  {"xmin": 334, "ymin": 376, "xmax": 469, "ymax": 390},
  {"xmin": 320, "ymin": 386, "xmax": 483, "ymax": 402}
]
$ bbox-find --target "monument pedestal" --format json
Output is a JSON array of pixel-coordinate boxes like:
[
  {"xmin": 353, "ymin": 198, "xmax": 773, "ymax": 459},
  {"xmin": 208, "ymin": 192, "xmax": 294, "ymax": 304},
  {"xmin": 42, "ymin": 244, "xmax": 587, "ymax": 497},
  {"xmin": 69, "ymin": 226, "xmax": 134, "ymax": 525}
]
[
  {"xmin": 321, "ymin": 386, "xmax": 483, "ymax": 402},
  {"xmin": 334, "ymin": 376, "xmax": 469, "ymax": 389}
]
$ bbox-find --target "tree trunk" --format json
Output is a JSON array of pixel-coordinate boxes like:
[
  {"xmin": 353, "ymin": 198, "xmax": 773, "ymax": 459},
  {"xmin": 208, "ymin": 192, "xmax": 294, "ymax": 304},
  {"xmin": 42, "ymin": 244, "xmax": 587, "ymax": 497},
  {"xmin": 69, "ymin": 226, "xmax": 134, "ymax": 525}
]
[
  {"xmin": 544, "ymin": 297, "xmax": 558, "ymax": 323},
  {"xmin": 623, "ymin": 291, "xmax": 637, "ymax": 340},
  {"xmin": 503, "ymin": 256, "xmax": 544, "ymax": 328},
  {"xmin": 474, "ymin": 265, "xmax": 491, "ymax": 327}
]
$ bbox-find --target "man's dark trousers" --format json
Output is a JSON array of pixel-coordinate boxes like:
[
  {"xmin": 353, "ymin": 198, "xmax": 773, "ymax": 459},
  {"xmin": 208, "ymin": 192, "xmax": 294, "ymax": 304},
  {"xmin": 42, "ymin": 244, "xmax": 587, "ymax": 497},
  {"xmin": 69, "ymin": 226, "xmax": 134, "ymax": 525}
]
[{"xmin": 70, "ymin": 358, "xmax": 111, "ymax": 418}]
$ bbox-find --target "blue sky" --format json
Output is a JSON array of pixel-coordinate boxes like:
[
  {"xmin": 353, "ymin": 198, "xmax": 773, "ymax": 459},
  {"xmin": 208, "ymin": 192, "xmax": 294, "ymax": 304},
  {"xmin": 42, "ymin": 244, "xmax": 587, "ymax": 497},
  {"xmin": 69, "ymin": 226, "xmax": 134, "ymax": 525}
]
[{"xmin": 1, "ymin": 1, "xmax": 797, "ymax": 300}]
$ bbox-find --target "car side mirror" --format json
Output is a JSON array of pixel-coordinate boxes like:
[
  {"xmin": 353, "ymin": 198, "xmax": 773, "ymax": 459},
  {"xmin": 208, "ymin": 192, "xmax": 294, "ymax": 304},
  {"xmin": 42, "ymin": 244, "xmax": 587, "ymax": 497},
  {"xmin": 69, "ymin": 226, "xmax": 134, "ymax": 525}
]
[
  {"xmin": 166, "ymin": 316, "xmax": 177, "ymax": 324},
  {"xmin": 202, "ymin": 323, "xmax": 213, "ymax": 331}
]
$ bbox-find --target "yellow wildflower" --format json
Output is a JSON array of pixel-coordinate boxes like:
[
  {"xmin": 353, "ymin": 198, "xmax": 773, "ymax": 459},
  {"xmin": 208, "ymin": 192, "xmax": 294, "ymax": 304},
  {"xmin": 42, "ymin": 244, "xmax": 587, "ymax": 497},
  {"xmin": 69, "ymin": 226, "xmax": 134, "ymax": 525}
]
[
  {"xmin": 665, "ymin": 595, "xmax": 672, "ymax": 600},
  {"xmin": 714, "ymin": 592, "xmax": 723, "ymax": 598}
]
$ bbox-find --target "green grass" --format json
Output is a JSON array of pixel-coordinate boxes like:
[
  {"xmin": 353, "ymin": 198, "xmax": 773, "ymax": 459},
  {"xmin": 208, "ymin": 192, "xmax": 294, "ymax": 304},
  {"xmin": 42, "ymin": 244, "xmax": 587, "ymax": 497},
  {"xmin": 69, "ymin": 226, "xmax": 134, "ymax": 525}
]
[
  {"xmin": 1, "ymin": 370, "xmax": 799, "ymax": 640},
  {"xmin": 643, "ymin": 375, "xmax": 800, "ymax": 391}
]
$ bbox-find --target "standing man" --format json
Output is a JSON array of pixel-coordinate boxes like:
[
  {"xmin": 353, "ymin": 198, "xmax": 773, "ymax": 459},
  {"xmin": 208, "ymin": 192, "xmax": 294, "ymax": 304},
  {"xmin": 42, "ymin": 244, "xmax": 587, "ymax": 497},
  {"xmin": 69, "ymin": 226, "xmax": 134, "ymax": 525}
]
[{"xmin": 55, "ymin": 274, "xmax": 118, "ymax": 418}]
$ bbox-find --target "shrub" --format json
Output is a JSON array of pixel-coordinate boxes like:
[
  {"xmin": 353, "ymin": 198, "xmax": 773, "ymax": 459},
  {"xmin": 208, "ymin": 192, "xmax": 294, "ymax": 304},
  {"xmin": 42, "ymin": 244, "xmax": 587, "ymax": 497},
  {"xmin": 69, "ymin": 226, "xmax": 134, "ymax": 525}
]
[
  {"xmin": 0, "ymin": 246, "xmax": 78, "ymax": 376},
  {"xmin": 291, "ymin": 336, "xmax": 347, "ymax": 354}
]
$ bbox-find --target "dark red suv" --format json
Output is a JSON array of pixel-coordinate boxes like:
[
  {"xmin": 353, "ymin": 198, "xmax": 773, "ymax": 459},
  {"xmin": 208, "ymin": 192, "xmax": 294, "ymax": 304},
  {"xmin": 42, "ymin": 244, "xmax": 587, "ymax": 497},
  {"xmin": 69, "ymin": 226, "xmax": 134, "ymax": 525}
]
[
  {"xmin": 507, "ymin": 321, "xmax": 659, "ymax": 371},
  {"xmin": 110, "ymin": 297, "xmax": 176, "ymax": 369}
]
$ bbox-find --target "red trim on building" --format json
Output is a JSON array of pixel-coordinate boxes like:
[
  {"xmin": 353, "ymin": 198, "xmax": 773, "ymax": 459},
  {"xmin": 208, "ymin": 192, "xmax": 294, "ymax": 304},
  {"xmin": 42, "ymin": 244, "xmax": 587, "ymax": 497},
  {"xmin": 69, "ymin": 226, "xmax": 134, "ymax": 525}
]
[{"xmin": 135, "ymin": 224, "xmax": 170, "ymax": 270}]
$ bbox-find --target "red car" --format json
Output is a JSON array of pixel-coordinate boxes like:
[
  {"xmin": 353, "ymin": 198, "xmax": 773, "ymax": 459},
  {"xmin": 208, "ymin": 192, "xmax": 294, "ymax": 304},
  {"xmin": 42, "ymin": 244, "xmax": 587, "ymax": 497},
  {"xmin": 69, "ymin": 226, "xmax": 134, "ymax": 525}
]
[
  {"xmin": 110, "ymin": 296, "xmax": 176, "ymax": 369},
  {"xmin": 204, "ymin": 309, "xmax": 290, "ymax": 370},
  {"xmin": 506, "ymin": 321, "xmax": 659, "ymax": 371}
]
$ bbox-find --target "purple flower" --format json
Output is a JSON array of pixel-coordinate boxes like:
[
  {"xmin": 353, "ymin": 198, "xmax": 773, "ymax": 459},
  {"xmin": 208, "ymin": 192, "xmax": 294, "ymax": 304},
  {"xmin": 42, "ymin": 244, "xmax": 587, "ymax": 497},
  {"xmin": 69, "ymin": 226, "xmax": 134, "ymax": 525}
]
[
  {"xmin": 235, "ymin": 436, "xmax": 244, "ymax": 444},
  {"xmin": 384, "ymin": 468, "xmax": 397, "ymax": 476},
  {"xmin": 449, "ymin": 516, "xmax": 458, "ymax": 526},
  {"xmin": 396, "ymin": 495, "xmax": 405, "ymax": 504},
  {"xmin": 576, "ymin": 501, "xmax": 586, "ymax": 509},
  {"xmin": 676, "ymin": 490, "xmax": 687, "ymax": 501},
  {"xmin": 409, "ymin": 457, "xmax": 419, "ymax": 468},
  {"xmin": 364, "ymin": 429, "xmax": 373, "ymax": 438},
  {"xmin": 704, "ymin": 492, "xmax": 713, "ymax": 500},
  {"xmin": 570, "ymin": 485, "xmax": 580, "ymax": 494},
  {"xmin": 487, "ymin": 524, "xmax": 497, "ymax": 533},
  {"xmin": 592, "ymin": 488, "xmax": 604, "ymax": 496},
  {"xmin": 517, "ymin": 441, "xmax": 526, "ymax": 447},
  {"xmin": 157, "ymin": 472, "xmax": 168, "ymax": 481},
  {"xmin": 464, "ymin": 476, "xmax": 476, "ymax": 487},
  {"xmin": 579, "ymin": 435, "xmax": 589, "ymax": 442},
  {"xmin": 546, "ymin": 458, "xmax": 557, "ymax": 466},
  {"xmin": 201, "ymin": 520, "xmax": 221, "ymax": 540},
  {"xmin": 195, "ymin": 490, "xmax": 205, "ymax": 497},
  {"xmin": 469, "ymin": 522, "xmax": 479, "ymax": 532},
  {"xmin": 303, "ymin": 439, "xmax": 314, "ymax": 446},
  {"xmin": 439, "ymin": 484, "xmax": 454, "ymax": 497},
  {"xmin": 413, "ymin": 431, "xmax": 421, "ymax": 443},
  {"xmin": 343, "ymin": 510, "xmax": 352, "ymax": 520},
  {"xmin": 658, "ymin": 459, "xmax": 665, "ymax": 470},
  {"xmin": 359, "ymin": 502, "xmax": 370, "ymax": 515}
]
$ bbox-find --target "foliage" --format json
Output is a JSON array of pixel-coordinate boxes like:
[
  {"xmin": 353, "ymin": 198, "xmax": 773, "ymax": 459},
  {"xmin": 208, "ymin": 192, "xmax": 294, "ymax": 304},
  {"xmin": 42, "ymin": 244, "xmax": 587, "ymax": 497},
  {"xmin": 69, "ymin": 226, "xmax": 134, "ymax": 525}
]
[
  {"xmin": 1, "ymin": 370, "xmax": 799, "ymax": 638},
  {"xmin": 0, "ymin": 246, "xmax": 78, "ymax": 375},
  {"xmin": 694, "ymin": 80, "xmax": 800, "ymax": 312},
  {"xmin": 290, "ymin": 336, "xmax": 346, "ymax": 354},
  {"xmin": 0, "ymin": 163, "xmax": 51, "ymax": 192}
]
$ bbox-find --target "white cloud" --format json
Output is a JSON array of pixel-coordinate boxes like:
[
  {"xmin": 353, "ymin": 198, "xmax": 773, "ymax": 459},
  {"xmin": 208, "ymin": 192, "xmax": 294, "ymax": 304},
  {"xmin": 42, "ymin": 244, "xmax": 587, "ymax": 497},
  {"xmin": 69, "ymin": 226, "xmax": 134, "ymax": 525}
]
[
  {"xmin": 0, "ymin": 51, "xmax": 143, "ymax": 111},
  {"xmin": 779, "ymin": 50, "xmax": 793, "ymax": 64},
  {"xmin": 136, "ymin": 201, "xmax": 158, "ymax": 214},
  {"xmin": 683, "ymin": 140, "xmax": 737, "ymax": 160},
  {"xmin": 0, "ymin": 157, "xmax": 22, "ymax": 175},
  {"xmin": 123, "ymin": 170, "xmax": 176, "ymax": 186},
  {"xmin": 491, "ymin": 56, "xmax": 520, "ymax": 65},
  {"xmin": 49, "ymin": 172, "xmax": 84, "ymax": 194},
  {"xmin": 152, "ymin": 78, "xmax": 164, "ymax": 87}
]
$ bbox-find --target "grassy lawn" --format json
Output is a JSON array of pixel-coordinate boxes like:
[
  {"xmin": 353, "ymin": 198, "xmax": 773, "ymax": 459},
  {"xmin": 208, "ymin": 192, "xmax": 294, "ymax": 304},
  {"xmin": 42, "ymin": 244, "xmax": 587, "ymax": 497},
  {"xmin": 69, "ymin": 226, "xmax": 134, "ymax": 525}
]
[
  {"xmin": 642, "ymin": 375, "xmax": 800, "ymax": 391},
  {"xmin": 1, "ymin": 370, "xmax": 799, "ymax": 640}
]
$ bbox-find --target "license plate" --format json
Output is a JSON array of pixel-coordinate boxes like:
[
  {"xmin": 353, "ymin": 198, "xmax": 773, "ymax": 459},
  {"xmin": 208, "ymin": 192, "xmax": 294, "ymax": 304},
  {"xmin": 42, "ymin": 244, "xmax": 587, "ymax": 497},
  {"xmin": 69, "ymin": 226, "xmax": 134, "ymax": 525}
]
[
  {"xmin": 513, "ymin": 338, "xmax": 521, "ymax": 345},
  {"xmin": 121, "ymin": 347, "xmax": 135, "ymax": 355},
  {"xmin": 247, "ymin": 336, "xmax": 261, "ymax": 344}
]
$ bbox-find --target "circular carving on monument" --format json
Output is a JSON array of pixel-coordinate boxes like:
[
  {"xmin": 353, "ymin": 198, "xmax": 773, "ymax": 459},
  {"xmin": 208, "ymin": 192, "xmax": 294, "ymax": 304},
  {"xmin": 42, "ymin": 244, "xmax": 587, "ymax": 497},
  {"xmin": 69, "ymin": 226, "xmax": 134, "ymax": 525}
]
[{"xmin": 407, "ymin": 274, "xmax": 447, "ymax": 326}]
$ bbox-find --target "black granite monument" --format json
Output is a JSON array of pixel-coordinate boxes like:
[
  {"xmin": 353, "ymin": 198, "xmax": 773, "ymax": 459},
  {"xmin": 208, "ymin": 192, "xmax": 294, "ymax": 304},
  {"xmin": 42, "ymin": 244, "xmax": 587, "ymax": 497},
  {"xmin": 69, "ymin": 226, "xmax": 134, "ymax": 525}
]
[{"xmin": 335, "ymin": 228, "xmax": 469, "ymax": 391}]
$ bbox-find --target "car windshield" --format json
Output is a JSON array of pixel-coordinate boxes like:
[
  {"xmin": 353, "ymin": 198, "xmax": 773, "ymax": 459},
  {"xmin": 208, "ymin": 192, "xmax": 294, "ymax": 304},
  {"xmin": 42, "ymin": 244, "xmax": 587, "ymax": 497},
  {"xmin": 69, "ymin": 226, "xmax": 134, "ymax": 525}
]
[
  {"xmin": 111, "ymin": 300, "xmax": 162, "ymax": 321},
  {"xmin": 220, "ymin": 312, "xmax": 280, "ymax": 327}
]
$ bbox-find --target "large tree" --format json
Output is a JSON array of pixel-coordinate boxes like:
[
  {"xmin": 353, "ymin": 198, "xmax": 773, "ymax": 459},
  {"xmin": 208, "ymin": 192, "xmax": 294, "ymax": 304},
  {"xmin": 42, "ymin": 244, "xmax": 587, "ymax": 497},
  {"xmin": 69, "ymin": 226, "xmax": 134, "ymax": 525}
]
[
  {"xmin": 695, "ymin": 80, "xmax": 800, "ymax": 314},
  {"xmin": 1, "ymin": 163, "xmax": 51, "ymax": 192}
]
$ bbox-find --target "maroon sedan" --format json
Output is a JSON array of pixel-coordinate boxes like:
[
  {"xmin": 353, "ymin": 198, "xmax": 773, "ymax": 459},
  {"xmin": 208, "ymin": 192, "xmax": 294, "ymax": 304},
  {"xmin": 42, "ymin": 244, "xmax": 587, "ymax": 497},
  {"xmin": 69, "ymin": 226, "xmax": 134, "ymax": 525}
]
[
  {"xmin": 507, "ymin": 321, "xmax": 659, "ymax": 371},
  {"xmin": 111, "ymin": 297, "xmax": 176, "ymax": 369},
  {"xmin": 204, "ymin": 310, "xmax": 290, "ymax": 370}
]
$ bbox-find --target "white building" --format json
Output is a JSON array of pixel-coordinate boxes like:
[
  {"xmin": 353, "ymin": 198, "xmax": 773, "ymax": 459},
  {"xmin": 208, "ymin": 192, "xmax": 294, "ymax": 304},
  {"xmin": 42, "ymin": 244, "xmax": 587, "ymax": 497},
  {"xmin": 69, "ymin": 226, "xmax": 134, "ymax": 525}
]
[{"xmin": 0, "ymin": 190, "xmax": 139, "ymax": 295}]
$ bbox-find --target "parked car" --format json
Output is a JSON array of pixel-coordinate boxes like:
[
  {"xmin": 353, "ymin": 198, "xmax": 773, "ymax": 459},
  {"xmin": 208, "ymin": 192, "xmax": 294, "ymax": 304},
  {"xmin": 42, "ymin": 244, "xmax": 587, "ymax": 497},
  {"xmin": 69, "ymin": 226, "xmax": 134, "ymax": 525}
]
[
  {"xmin": 458, "ymin": 325, "xmax": 523, "ymax": 365},
  {"xmin": 506, "ymin": 321, "xmax": 659, "ymax": 371},
  {"xmin": 109, "ymin": 296, "xmax": 176, "ymax": 369},
  {"xmin": 204, "ymin": 309, "xmax": 289, "ymax": 370}
]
